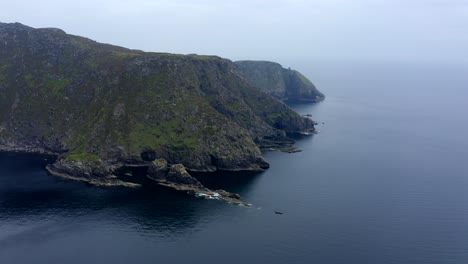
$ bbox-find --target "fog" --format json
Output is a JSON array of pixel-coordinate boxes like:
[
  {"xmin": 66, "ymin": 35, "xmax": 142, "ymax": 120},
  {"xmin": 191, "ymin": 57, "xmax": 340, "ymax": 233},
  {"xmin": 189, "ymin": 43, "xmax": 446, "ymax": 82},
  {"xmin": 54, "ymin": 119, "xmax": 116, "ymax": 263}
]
[{"xmin": 1, "ymin": 0, "xmax": 467, "ymax": 64}]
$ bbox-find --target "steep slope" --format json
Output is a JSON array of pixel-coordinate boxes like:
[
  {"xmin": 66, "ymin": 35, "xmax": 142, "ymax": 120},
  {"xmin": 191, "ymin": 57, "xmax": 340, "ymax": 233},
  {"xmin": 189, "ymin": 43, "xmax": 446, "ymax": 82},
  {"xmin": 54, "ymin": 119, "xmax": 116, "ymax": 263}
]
[
  {"xmin": 0, "ymin": 22, "xmax": 315, "ymax": 179},
  {"xmin": 235, "ymin": 60, "xmax": 325, "ymax": 102}
]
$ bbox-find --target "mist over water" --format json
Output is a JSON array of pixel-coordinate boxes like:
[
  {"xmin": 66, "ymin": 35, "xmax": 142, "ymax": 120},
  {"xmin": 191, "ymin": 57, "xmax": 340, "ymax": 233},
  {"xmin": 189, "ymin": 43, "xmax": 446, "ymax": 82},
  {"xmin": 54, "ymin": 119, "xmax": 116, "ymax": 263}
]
[{"xmin": 1, "ymin": 61, "xmax": 468, "ymax": 264}]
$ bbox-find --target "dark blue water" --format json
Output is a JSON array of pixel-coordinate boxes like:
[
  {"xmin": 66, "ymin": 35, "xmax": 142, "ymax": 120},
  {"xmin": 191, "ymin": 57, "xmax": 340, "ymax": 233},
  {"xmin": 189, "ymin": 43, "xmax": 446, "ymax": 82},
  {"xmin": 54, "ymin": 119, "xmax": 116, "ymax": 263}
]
[{"xmin": 1, "ymin": 62, "xmax": 468, "ymax": 264}]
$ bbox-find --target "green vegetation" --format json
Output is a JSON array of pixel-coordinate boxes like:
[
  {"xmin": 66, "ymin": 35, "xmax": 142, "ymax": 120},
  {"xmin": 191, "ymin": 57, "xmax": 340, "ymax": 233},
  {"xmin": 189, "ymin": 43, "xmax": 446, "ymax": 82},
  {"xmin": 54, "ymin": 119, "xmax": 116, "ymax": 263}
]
[
  {"xmin": 24, "ymin": 74, "xmax": 36, "ymax": 88},
  {"xmin": 44, "ymin": 77, "xmax": 70, "ymax": 96},
  {"xmin": 129, "ymin": 121, "xmax": 199, "ymax": 151},
  {"xmin": 65, "ymin": 153, "xmax": 100, "ymax": 162},
  {"xmin": 148, "ymin": 52, "xmax": 220, "ymax": 61},
  {"xmin": 266, "ymin": 112, "xmax": 288, "ymax": 124},
  {"xmin": 293, "ymin": 70, "xmax": 314, "ymax": 86}
]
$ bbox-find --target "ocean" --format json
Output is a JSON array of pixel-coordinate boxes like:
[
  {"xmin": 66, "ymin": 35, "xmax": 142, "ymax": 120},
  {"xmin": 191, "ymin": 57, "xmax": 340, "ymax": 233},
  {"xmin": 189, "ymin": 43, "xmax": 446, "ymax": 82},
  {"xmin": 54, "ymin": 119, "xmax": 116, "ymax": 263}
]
[{"xmin": 1, "ymin": 61, "xmax": 468, "ymax": 264}]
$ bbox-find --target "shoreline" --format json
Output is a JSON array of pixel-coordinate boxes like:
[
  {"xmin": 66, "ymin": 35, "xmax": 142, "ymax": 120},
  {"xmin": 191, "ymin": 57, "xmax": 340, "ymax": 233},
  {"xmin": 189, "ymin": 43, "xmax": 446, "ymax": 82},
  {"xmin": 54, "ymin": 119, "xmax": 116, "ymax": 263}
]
[{"xmin": 45, "ymin": 165, "xmax": 142, "ymax": 188}]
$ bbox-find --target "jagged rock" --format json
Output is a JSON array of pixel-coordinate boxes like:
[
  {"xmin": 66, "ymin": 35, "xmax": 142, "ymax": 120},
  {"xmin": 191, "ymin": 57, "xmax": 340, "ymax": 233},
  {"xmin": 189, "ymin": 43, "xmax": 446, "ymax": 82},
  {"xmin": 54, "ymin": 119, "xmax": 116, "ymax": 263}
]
[
  {"xmin": 150, "ymin": 163, "xmax": 209, "ymax": 192},
  {"xmin": 166, "ymin": 164, "xmax": 204, "ymax": 187}
]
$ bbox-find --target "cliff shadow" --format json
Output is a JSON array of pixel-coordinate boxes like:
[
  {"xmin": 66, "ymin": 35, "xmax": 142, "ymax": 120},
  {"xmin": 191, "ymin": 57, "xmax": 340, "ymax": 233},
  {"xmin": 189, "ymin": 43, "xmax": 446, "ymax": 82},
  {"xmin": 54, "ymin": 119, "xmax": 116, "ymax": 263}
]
[{"xmin": 0, "ymin": 152, "xmax": 255, "ymax": 239}]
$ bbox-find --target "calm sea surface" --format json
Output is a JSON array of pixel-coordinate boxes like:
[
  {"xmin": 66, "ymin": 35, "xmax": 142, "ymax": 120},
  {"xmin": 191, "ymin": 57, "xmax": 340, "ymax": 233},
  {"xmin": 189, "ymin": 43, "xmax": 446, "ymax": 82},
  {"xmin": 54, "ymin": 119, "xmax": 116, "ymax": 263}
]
[{"xmin": 1, "ymin": 62, "xmax": 468, "ymax": 264}]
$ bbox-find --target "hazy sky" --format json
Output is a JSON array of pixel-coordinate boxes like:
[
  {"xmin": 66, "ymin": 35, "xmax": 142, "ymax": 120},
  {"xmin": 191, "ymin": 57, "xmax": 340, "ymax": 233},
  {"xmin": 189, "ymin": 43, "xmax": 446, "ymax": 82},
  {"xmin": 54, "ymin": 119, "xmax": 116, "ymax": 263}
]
[{"xmin": 1, "ymin": 0, "xmax": 467, "ymax": 64}]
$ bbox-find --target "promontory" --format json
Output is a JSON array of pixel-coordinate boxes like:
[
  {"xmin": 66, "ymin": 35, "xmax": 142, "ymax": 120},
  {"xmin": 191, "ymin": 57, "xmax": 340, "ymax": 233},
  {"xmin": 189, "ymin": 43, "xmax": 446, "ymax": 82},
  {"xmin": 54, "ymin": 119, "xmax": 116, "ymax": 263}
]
[{"xmin": 0, "ymin": 22, "xmax": 323, "ymax": 202}]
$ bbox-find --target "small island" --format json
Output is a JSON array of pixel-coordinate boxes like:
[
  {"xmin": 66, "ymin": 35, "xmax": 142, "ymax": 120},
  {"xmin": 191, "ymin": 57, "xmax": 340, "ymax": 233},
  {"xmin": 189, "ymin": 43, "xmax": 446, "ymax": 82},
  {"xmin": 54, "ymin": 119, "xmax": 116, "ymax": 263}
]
[{"xmin": 0, "ymin": 22, "xmax": 323, "ymax": 204}]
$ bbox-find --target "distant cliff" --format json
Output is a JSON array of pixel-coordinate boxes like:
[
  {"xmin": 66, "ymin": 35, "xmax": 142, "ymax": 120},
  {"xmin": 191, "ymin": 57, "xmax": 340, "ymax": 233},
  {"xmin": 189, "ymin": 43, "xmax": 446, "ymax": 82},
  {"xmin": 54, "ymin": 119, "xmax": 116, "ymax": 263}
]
[
  {"xmin": 0, "ymin": 22, "xmax": 316, "ymax": 184},
  {"xmin": 235, "ymin": 61, "xmax": 324, "ymax": 102}
]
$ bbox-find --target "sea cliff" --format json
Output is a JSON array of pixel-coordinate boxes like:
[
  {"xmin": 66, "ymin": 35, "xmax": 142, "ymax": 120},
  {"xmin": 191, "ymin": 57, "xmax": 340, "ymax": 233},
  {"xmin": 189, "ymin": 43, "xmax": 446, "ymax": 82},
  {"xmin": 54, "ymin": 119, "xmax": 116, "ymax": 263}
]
[
  {"xmin": 0, "ymin": 22, "xmax": 320, "ymax": 202},
  {"xmin": 235, "ymin": 60, "xmax": 324, "ymax": 102}
]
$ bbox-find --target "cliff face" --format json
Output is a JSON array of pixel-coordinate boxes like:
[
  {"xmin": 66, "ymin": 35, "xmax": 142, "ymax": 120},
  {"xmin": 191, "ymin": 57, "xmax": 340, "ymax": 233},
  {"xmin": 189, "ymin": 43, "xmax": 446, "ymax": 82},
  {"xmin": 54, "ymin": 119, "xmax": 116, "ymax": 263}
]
[
  {"xmin": 235, "ymin": 60, "xmax": 324, "ymax": 102},
  {"xmin": 0, "ymin": 23, "xmax": 315, "ymax": 175}
]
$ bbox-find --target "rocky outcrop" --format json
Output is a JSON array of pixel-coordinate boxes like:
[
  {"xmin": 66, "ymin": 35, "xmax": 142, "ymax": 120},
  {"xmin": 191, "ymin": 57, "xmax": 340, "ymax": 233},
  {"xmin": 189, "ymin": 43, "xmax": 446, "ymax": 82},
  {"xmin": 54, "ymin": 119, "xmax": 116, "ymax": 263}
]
[
  {"xmin": 43, "ymin": 157, "xmax": 248, "ymax": 205},
  {"xmin": 235, "ymin": 60, "xmax": 324, "ymax": 102},
  {"xmin": 147, "ymin": 159, "xmax": 249, "ymax": 206},
  {"xmin": 46, "ymin": 159, "xmax": 140, "ymax": 187},
  {"xmin": 147, "ymin": 158, "xmax": 169, "ymax": 180}
]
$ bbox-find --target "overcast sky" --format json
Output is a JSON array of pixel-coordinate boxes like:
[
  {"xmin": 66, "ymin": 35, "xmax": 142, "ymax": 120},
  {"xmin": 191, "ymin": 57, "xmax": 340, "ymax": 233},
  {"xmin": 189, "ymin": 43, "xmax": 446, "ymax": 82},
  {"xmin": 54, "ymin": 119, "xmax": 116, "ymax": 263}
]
[{"xmin": 1, "ymin": 0, "xmax": 467, "ymax": 64}]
